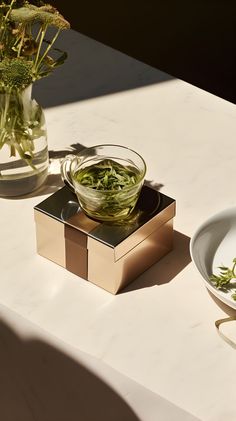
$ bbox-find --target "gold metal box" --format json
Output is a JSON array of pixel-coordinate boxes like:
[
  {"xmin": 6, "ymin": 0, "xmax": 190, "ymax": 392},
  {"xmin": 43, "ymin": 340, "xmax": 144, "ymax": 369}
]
[{"xmin": 34, "ymin": 186, "xmax": 176, "ymax": 294}]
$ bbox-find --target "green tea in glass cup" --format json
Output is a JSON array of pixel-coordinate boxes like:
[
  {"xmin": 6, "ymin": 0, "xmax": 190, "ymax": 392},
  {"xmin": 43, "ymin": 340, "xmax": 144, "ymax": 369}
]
[{"xmin": 61, "ymin": 144, "xmax": 146, "ymax": 222}]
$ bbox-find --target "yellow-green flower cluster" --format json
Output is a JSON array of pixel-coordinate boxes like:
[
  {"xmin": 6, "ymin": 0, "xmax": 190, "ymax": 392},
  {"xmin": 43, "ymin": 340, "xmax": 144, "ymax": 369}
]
[
  {"xmin": 0, "ymin": 0, "xmax": 70, "ymax": 90},
  {"xmin": 0, "ymin": 58, "xmax": 33, "ymax": 90}
]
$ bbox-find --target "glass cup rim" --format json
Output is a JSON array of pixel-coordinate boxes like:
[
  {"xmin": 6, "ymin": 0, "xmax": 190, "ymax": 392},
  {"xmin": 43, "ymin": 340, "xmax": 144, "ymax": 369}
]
[{"xmin": 71, "ymin": 143, "xmax": 147, "ymax": 193}]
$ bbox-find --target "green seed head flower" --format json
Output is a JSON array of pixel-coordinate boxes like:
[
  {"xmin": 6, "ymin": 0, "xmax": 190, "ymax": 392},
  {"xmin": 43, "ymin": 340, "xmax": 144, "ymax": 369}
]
[{"xmin": 0, "ymin": 58, "xmax": 33, "ymax": 89}]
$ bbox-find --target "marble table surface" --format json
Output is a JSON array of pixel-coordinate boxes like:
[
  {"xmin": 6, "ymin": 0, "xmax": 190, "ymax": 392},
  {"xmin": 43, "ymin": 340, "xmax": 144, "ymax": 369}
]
[{"xmin": 1, "ymin": 29, "xmax": 236, "ymax": 420}]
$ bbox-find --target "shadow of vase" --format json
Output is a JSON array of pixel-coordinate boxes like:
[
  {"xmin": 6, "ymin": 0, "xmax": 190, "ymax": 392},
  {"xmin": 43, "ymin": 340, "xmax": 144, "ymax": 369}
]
[{"xmin": 11, "ymin": 142, "xmax": 165, "ymax": 201}]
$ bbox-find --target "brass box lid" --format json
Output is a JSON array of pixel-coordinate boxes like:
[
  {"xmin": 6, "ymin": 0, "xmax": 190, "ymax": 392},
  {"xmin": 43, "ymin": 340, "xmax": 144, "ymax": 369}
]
[{"xmin": 34, "ymin": 185, "xmax": 176, "ymax": 261}]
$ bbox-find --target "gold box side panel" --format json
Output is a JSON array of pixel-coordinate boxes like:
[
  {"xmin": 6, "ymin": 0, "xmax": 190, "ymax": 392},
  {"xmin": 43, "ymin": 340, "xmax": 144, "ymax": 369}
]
[
  {"xmin": 34, "ymin": 210, "xmax": 65, "ymax": 267},
  {"xmin": 87, "ymin": 257, "xmax": 121, "ymax": 294},
  {"xmin": 87, "ymin": 219, "xmax": 173, "ymax": 294},
  {"xmin": 114, "ymin": 202, "xmax": 175, "ymax": 261},
  {"xmin": 66, "ymin": 211, "xmax": 99, "ymax": 234},
  {"xmin": 87, "ymin": 236, "xmax": 114, "ymax": 261},
  {"xmin": 117, "ymin": 219, "xmax": 173, "ymax": 292}
]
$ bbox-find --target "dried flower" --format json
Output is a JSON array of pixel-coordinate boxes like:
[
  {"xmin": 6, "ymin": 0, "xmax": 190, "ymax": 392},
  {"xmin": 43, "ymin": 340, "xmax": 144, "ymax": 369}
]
[
  {"xmin": 10, "ymin": 4, "xmax": 70, "ymax": 29},
  {"xmin": 0, "ymin": 0, "xmax": 70, "ymax": 88},
  {"xmin": 0, "ymin": 1, "xmax": 70, "ymax": 170}
]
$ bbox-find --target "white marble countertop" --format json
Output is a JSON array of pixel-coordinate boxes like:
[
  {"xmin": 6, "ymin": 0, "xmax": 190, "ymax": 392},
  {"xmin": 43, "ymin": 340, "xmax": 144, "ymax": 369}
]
[{"xmin": 1, "ymin": 30, "xmax": 236, "ymax": 421}]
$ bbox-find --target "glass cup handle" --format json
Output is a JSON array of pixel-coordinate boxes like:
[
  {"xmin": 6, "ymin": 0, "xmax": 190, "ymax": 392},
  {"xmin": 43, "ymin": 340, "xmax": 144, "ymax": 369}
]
[{"xmin": 60, "ymin": 154, "xmax": 77, "ymax": 192}]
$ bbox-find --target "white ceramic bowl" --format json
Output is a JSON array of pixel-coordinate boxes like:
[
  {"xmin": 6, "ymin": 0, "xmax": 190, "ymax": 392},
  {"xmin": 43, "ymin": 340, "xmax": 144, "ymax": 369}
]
[{"xmin": 190, "ymin": 207, "xmax": 236, "ymax": 310}]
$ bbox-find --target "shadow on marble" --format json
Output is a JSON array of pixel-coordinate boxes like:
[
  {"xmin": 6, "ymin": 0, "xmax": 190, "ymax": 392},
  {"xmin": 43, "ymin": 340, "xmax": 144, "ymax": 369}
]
[
  {"xmin": 48, "ymin": 142, "xmax": 87, "ymax": 160},
  {"xmin": 10, "ymin": 176, "xmax": 164, "ymax": 200},
  {"xmin": 144, "ymin": 179, "xmax": 164, "ymax": 192},
  {"xmin": 33, "ymin": 29, "xmax": 174, "ymax": 108},
  {"xmin": 123, "ymin": 230, "xmax": 191, "ymax": 293},
  {"xmin": 6, "ymin": 142, "xmax": 165, "ymax": 200},
  {"xmin": 4, "ymin": 143, "xmax": 86, "ymax": 200},
  {"xmin": 0, "ymin": 320, "xmax": 140, "ymax": 421}
]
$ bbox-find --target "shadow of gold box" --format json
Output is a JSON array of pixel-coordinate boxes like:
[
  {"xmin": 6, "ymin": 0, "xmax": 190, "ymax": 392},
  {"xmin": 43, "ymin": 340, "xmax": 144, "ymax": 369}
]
[{"xmin": 34, "ymin": 186, "xmax": 176, "ymax": 294}]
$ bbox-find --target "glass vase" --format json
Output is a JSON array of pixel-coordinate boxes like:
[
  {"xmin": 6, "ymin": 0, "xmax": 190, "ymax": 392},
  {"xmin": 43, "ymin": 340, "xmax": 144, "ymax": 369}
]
[{"xmin": 0, "ymin": 85, "xmax": 48, "ymax": 197}]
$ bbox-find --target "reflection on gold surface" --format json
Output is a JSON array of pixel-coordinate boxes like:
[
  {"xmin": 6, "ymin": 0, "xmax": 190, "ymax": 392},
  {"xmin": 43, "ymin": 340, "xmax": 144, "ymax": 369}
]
[
  {"xmin": 66, "ymin": 211, "xmax": 99, "ymax": 234},
  {"xmin": 87, "ymin": 236, "xmax": 114, "ymax": 260},
  {"xmin": 34, "ymin": 210, "xmax": 65, "ymax": 267},
  {"xmin": 115, "ymin": 202, "xmax": 175, "ymax": 261}
]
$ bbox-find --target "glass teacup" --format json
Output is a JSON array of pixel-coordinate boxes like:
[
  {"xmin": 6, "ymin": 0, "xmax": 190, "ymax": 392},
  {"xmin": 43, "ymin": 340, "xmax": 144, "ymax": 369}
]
[{"xmin": 61, "ymin": 144, "xmax": 146, "ymax": 222}]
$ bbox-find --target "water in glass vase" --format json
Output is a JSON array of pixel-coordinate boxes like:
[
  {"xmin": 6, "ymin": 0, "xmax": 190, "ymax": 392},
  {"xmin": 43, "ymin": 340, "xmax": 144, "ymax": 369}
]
[{"xmin": 0, "ymin": 85, "xmax": 48, "ymax": 197}]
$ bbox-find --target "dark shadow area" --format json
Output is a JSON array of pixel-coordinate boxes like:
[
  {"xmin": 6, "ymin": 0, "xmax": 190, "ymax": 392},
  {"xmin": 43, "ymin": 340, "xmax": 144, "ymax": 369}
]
[
  {"xmin": 29, "ymin": 142, "xmax": 87, "ymax": 197},
  {"xmin": 123, "ymin": 230, "xmax": 191, "ymax": 292},
  {"xmin": 32, "ymin": 172, "xmax": 64, "ymax": 197},
  {"xmin": 6, "ymin": 143, "xmax": 87, "ymax": 199},
  {"xmin": 144, "ymin": 179, "xmax": 164, "ymax": 192},
  {"xmin": 2, "ymin": 171, "xmax": 64, "ymax": 200},
  {"xmin": 50, "ymin": 0, "xmax": 236, "ymax": 104},
  {"xmin": 33, "ymin": 29, "xmax": 174, "ymax": 109},
  {"xmin": 0, "ymin": 320, "xmax": 140, "ymax": 421},
  {"xmin": 48, "ymin": 142, "xmax": 86, "ymax": 160}
]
